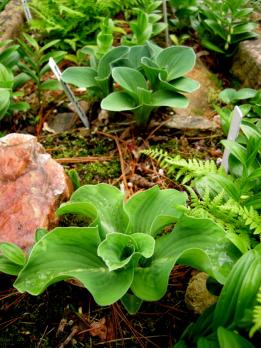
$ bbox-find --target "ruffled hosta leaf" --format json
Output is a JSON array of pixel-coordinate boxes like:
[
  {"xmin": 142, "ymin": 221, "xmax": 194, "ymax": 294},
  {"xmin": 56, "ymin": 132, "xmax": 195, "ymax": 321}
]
[
  {"xmin": 61, "ymin": 67, "xmax": 97, "ymax": 88},
  {"xmin": 131, "ymin": 215, "xmax": 241, "ymax": 301},
  {"xmin": 57, "ymin": 184, "xmax": 129, "ymax": 238},
  {"xmin": 125, "ymin": 185, "xmax": 187, "ymax": 236},
  {"xmin": 14, "ymin": 226, "xmax": 134, "ymax": 306},
  {"xmin": 212, "ymin": 245, "xmax": 261, "ymax": 330},
  {"xmin": 151, "ymin": 90, "xmax": 188, "ymax": 108},
  {"xmin": 101, "ymin": 91, "xmax": 137, "ymax": 111},
  {"xmin": 155, "ymin": 46, "xmax": 196, "ymax": 80},
  {"xmin": 98, "ymin": 232, "xmax": 155, "ymax": 271},
  {"xmin": 217, "ymin": 327, "xmax": 255, "ymax": 348}
]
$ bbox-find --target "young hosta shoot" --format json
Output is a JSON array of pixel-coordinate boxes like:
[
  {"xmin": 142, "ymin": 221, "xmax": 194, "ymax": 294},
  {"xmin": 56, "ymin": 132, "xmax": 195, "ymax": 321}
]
[
  {"xmin": 14, "ymin": 184, "xmax": 240, "ymax": 314},
  {"xmin": 101, "ymin": 45, "xmax": 200, "ymax": 126}
]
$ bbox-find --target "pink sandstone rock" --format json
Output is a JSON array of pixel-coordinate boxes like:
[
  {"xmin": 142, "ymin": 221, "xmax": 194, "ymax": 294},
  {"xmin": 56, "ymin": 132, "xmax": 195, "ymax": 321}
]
[{"xmin": 0, "ymin": 133, "xmax": 72, "ymax": 251}]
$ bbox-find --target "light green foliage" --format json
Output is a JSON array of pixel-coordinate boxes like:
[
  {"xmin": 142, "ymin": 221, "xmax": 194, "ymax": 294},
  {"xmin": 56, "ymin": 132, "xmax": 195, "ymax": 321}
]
[
  {"xmin": 250, "ymin": 286, "xmax": 261, "ymax": 337},
  {"xmin": 215, "ymin": 88, "xmax": 261, "ymax": 135},
  {"xmin": 122, "ymin": 4, "xmax": 167, "ymax": 45},
  {"xmin": 0, "ymin": 63, "xmax": 30, "ymax": 120},
  {"xmin": 0, "ymin": 242, "xmax": 26, "ymax": 276},
  {"xmin": 142, "ymin": 148, "xmax": 222, "ymax": 184},
  {"xmin": 17, "ymin": 34, "xmax": 66, "ymax": 107},
  {"xmin": 174, "ymin": 245, "xmax": 261, "ymax": 347},
  {"xmin": 197, "ymin": 0, "xmax": 257, "ymax": 56},
  {"xmin": 11, "ymin": 184, "xmax": 240, "ymax": 314}
]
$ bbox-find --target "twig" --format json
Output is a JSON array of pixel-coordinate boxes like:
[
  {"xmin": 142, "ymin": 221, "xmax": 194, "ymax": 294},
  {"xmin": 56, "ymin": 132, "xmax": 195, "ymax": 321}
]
[{"xmin": 55, "ymin": 155, "xmax": 114, "ymax": 164}]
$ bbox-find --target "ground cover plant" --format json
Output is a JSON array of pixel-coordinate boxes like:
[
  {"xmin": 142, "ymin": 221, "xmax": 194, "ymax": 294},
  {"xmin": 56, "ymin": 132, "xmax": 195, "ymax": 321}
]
[{"xmin": 0, "ymin": 0, "xmax": 260, "ymax": 346}]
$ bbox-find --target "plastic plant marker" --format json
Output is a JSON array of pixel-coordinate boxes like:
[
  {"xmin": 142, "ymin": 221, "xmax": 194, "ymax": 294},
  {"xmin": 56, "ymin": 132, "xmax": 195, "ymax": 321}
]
[
  {"xmin": 222, "ymin": 106, "xmax": 243, "ymax": 173},
  {"xmin": 49, "ymin": 58, "xmax": 89, "ymax": 128},
  {"xmin": 21, "ymin": 0, "xmax": 32, "ymax": 21}
]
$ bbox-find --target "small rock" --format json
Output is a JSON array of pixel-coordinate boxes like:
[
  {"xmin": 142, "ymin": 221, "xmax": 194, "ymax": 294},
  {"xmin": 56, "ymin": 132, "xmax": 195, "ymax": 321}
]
[
  {"xmin": 166, "ymin": 114, "xmax": 217, "ymax": 130},
  {"xmin": 0, "ymin": 133, "xmax": 72, "ymax": 251},
  {"xmin": 47, "ymin": 112, "xmax": 77, "ymax": 133},
  {"xmin": 231, "ymin": 39, "xmax": 261, "ymax": 88},
  {"xmin": 185, "ymin": 272, "xmax": 218, "ymax": 315}
]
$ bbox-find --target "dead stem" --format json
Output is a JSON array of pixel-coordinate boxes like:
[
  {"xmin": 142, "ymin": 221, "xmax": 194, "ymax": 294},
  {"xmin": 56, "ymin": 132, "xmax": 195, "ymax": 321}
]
[{"xmin": 55, "ymin": 155, "xmax": 114, "ymax": 164}]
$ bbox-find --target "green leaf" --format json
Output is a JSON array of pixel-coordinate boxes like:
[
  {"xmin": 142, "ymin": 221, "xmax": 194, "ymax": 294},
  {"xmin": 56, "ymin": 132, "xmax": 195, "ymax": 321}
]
[
  {"xmin": 125, "ymin": 186, "xmax": 187, "ymax": 236},
  {"xmin": 14, "ymin": 226, "xmax": 134, "ymax": 306},
  {"xmin": 101, "ymin": 92, "xmax": 137, "ymax": 111},
  {"xmin": 0, "ymin": 63, "xmax": 13, "ymax": 88},
  {"xmin": 57, "ymin": 184, "xmax": 129, "ymax": 237},
  {"xmin": 217, "ymin": 327, "xmax": 255, "ymax": 348},
  {"xmin": 160, "ymin": 76, "xmax": 200, "ymax": 93},
  {"xmin": 9, "ymin": 102, "xmax": 30, "ymax": 112},
  {"xmin": 97, "ymin": 232, "xmax": 155, "ymax": 271},
  {"xmin": 131, "ymin": 215, "xmax": 241, "ymax": 301},
  {"xmin": 201, "ymin": 39, "xmax": 225, "ymax": 54},
  {"xmin": 112, "ymin": 67, "xmax": 148, "ymax": 97},
  {"xmin": 0, "ymin": 242, "xmax": 26, "ymax": 266},
  {"xmin": 0, "ymin": 257, "xmax": 23, "ymax": 276},
  {"xmin": 97, "ymin": 46, "xmax": 129, "ymax": 79},
  {"xmin": 221, "ymin": 140, "xmax": 247, "ymax": 167},
  {"xmin": 41, "ymin": 79, "xmax": 61, "ymax": 90},
  {"xmin": 39, "ymin": 39, "xmax": 60, "ymax": 53},
  {"xmin": 233, "ymin": 23, "xmax": 257, "ymax": 35},
  {"xmin": 0, "ymin": 88, "xmax": 10, "ymax": 119},
  {"xmin": 121, "ymin": 293, "xmax": 143, "ymax": 314},
  {"xmin": 156, "ymin": 46, "xmax": 196, "ymax": 80},
  {"xmin": 62, "ymin": 67, "xmax": 97, "ymax": 88},
  {"xmin": 151, "ymin": 90, "xmax": 188, "ymax": 108},
  {"xmin": 213, "ymin": 246, "xmax": 261, "ymax": 329}
]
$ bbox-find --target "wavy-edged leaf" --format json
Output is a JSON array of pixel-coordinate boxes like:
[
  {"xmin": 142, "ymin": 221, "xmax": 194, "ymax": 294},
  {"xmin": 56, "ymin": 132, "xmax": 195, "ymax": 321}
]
[
  {"xmin": 97, "ymin": 232, "xmax": 155, "ymax": 271},
  {"xmin": 131, "ymin": 215, "xmax": 241, "ymax": 301},
  {"xmin": 14, "ymin": 226, "xmax": 134, "ymax": 306},
  {"xmin": 125, "ymin": 185, "xmax": 187, "ymax": 236}
]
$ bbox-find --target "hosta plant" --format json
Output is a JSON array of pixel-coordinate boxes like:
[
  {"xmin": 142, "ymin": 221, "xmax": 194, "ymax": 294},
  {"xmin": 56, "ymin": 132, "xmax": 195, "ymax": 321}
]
[
  {"xmin": 5, "ymin": 184, "xmax": 240, "ymax": 314},
  {"xmin": 101, "ymin": 45, "xmax": 200, "ymax": 126}
]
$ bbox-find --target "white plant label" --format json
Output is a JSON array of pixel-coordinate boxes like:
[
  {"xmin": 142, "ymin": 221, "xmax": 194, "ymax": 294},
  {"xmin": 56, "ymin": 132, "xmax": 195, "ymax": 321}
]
[
  {"xmin": 49, "ymin": 58, "xmax": 90, "ymax": 128},
  {"xmin": 222, "ymin": 105, "xmax": 243, "ymax": 173},
  {"xmin": 21, "ymin": 0, "xmax": 32, "ymax": 21}
]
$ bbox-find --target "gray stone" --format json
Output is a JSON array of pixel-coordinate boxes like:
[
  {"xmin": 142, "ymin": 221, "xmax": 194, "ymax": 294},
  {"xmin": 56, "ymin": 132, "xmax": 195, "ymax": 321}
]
[
  {"xmin": 166, "ymin": 114, "xmax": 218, "ymax": 130},
  {"xmin": 185, "ymin": 272, "xmax": 218, "ymax": 315},
  {"xmin": 231, "ymin": 39, "xmax": 261, "ymax": 88},
  {"xmin": 46, "ymin": 112, "xmax": 76, "ymax": 133}
]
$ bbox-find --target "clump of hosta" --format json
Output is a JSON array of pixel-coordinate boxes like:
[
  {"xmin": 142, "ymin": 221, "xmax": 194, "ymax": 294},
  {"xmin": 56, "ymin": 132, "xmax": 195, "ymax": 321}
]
[{"xmin": 2, "ymin": 184, "xmax": 240, "ymax": 314}]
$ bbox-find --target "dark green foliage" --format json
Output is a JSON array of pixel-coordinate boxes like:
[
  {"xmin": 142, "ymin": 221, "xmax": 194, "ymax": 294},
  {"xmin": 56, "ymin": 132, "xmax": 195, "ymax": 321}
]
[{"xmin": 197, "ymin": 0, "xmax": 258, "ymax": 56}]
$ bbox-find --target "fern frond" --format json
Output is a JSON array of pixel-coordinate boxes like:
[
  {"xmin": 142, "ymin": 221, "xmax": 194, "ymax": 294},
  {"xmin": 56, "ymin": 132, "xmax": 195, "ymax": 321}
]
[
  {"xmin": 250, "ymin": 286, "xmax": 261, "ymax": 337},
  {"xmin": 142, "ymin": 148, "xmax": 220, "ymax": 184}
]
